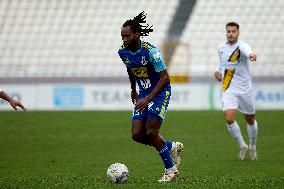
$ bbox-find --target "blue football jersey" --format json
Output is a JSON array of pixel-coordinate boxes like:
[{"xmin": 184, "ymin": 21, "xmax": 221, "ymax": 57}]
[{"xmin": 118, "ymin": 41, "xmax": 171, "ymax": 97}]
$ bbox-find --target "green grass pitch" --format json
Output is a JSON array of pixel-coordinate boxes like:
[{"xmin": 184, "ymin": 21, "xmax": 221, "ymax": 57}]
[{"xmin": 0, "ymin": 111, "xmax": 283, "ymax": 188}]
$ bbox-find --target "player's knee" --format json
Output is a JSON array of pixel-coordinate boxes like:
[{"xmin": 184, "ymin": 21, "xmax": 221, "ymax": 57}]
[
  {"xmin": 226, "ymin": 118, "xmax": 235, "ymax": 125},
  {"xmin": 245, "ymin": 116, "xmax": 255, "ymax": 125},
  {"xmin": 225, "ymin": 115, "xmax": 235, "ymax": 124},
  {"xmin": 132, "ymin": 132, "xmax": 143, "ymax": 143},
  {"xmin": 224, "ymin": 110, "xmax": 236, "ymax": 125},
  {"xmin": 146, "ymin": 129, "xmax": 158, "ymax": 141}
]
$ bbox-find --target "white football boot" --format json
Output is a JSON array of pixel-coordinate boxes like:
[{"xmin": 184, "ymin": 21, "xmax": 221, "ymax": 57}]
[
  {"xmin": 171, "ymin": 142, "xmax": 184, "ymax": 168},
  {"xmin": 158, "ymin": 166, "xmax": 179, "ymax": 183},
  {"xmin": 239, "ymin": 145, "xmax": 248, "ymax": 161}
]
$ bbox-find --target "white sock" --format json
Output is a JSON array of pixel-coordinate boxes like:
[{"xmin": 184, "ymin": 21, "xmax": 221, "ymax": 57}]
[
  {"xmin": 228, "ymin": 121, "xmax": 247, "ymax": 148},
  {"xmin": 247, "ymin": 120, "xmax": 258, "ymax": 151},
  {"xmin": 167, "ymin": 165, "xmax": 177, "ymax": 172},
  {"xmin": 171, "ymin": 142, "xmax": 175, "ymax": 151}
]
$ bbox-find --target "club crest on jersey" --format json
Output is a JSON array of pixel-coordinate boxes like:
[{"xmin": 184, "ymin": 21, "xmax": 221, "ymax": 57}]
[
  {"xmin": 153, "ymin": 52, "xmax": 162, "ymax": 62},
  {"xmin": 141, "ymin": 56, "xmax": 148, "ymax": 65}
]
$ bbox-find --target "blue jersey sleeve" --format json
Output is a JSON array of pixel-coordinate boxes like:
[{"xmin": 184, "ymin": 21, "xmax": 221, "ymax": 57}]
[{"xmin": 149, "ymin": 48, "xmax": 167, "ymax": 72}]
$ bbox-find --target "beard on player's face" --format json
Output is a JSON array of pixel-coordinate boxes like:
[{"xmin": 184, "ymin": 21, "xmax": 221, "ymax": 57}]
[{"xmin": 121, "ymin": 27, "xmax": 140, "ymax": 50}]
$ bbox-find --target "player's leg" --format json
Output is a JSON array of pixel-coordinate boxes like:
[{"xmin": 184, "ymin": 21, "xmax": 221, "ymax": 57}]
[
  {"xmin": 146, "ymin": 91, "xmax": 181, "ymax": 182},
  {"xmin": 146, "ymin": 118, "xmax": 174, "ymax": 170},
  {"xmin": 148, "ymin": 91, "xmax": 184, "ymax": 167},
  {"xmin": 158, "ymin": 135, "xmax": 184, "ymax": 169},
  {"xmin": 146, "ymin": 117, "xmax": 178, "ymax": 182},
  {"xmin": 239, "ymin": 92, "xmax": 258, "ymax": 160},
  {"xmin": 244, "ymin": 114, "xmax": 258, "ymax": 160},
  {"xmin": 223, "ymin": 93, "xmax": 248, "ymax": 160},
  {"xmin": 224, "ymin": 109, "xmax": 247, "ymax": 148},
  {"xmin": 132, "ymin": 120, "xmax": 151, "ymax": 145},
  {"xmin": 131, "ymin": 108, "xmax": 151, "ymax": 145},
  {"xmin": 224, "ymin": 109, "xmax": 248, "ymax": 160}
]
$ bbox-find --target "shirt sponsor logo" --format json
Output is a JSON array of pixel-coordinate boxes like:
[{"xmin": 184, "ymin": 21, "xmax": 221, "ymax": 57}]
[{"xmin": 131, "ymin": 67, "xmax": 148, "ymax": 78}]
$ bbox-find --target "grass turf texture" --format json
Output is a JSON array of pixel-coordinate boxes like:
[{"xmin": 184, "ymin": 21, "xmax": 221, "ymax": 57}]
[{"xmin": 0, "ymin": 111, "xmax": 283, "ymax": 188}]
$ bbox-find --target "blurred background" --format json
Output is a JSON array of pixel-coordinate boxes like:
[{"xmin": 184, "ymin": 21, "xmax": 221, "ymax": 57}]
[{"xmin": 0, "ymin": 0, "xmax": 284, "ymax": 110}]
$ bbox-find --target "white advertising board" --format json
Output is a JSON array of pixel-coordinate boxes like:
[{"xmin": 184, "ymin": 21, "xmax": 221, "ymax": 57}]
[{"xmin": 0, "ymin": 83, "xmax": 283, "ymax": 110}]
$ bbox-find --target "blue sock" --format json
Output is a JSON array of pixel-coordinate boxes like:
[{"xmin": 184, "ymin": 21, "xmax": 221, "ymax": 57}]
[
  {"xmin": 166, "ymin": 140, "xmax": 173, "ymax": 151},
  {"xmin": 157, "ymin": 144, "xmax": 174, "ymax": 169}
]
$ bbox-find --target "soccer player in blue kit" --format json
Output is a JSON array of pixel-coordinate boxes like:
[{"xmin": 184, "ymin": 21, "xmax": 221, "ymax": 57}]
[{"xmin": 118, "ymin": 12, "xmax": 184, "ymax": 183}]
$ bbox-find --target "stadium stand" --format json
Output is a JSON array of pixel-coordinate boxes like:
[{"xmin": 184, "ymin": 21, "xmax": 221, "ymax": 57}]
[
  {"xmin": 0, "ymin": 0, "xmax": 179, "ymax": 79},
  {"xmin": 0, "ymin": 0, "xmax": 283, "ymax": 80}
]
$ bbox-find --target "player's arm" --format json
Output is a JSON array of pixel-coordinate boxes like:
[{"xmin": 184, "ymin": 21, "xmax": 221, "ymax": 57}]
[
  {"xmin": 214, "ymin": 61, "xmax": 222, "ymax": 81},
  {"xmin": 0, "ymin": 90, "xmax": 27, "ymax": 111},
  {"xmin": 214, "ymin": 71, "xmax": 222, "ymax": 82},
  {"xmin": 146, "ymin": 70, "xmax": 169, "ymax": 101},
  {"xmin": 127, "ymin": 67, "xmax": 138, "ymax": 104},
  {"xmin": 135, "ymin": 71, "xmax": 169, "ymax": 112},
  {"xmin": 215, "ymin": 49, "xmax": 222, "ymax": 82},
  {"xmin": 135, "ymin": 49, "xmax": 168, "ymax": 111},
  {"xmin": 242, "ymin": 43, "xmax": 256, "ymax": 61},
  {"xmin": 214, "ymin": 61, "xmax": 222, "ymax": 82}
]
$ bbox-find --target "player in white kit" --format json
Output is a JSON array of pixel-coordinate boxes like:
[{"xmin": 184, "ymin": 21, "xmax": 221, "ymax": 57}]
[{"xmin": 214, "ymin": 22, "xmax": 258, "ymax": 160}]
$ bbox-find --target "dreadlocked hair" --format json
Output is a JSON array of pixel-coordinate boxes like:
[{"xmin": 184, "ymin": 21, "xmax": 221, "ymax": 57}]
[{"xmin": 122, "ymin": 11, "xmax": 153, "ymax": 36}]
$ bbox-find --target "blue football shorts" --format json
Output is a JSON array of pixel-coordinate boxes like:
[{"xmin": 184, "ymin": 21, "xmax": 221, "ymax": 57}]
[{"xmin": 132, "ymin": 90, "xmax": 171, "ymax": 123}]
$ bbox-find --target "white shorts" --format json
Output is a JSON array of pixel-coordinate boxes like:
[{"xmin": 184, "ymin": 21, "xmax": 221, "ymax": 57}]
[{"xmin": 222, "ymin": 92, "xmax": 255, "ymax": 114}]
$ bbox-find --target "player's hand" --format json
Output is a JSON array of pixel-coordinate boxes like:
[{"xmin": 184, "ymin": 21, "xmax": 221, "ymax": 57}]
[
  {"xmin": 10, "ymin": 99, "xmax": 27, "ymax": 111},
  {"xmin": 214, "ymin": 71, "xmax": 222, "ymax": 82},
  {"xmin": 135, "ymin": 97, "xmax": 150, "ymax": 112},
  {"xmin": 131, "ymin": 90, "xmax": 138, "ymax": 104},
  {"xmin": 249, "ymin": 52, "xmax": 257, "ymax": 61}
]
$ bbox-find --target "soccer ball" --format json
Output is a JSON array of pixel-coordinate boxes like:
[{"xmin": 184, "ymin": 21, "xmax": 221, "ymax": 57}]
[{"xmin": 107, "ymin": 163, "xmax": 129, "ymax": 184}]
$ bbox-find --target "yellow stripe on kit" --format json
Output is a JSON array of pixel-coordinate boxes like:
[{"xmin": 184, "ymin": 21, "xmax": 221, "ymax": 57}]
[
  {"xmin": 159, "ymin": 91, "xmax": 170, "ymax": 119},
  {"xmin": 222, "ymin": 69, "xmax": 235, "ymax": 92},
  {"xmin": 228, "ymin": 47, "xmax": 240, "ymax": 63},
  {"xmin": 143, "ymin": 42, "xmax": 153, "ymax": 51}
]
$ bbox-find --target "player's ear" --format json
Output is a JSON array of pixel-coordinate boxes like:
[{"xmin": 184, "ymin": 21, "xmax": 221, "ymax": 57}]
[{"xmin": 135, "ymin": 32, "xmax": 140, "ymax": 39}]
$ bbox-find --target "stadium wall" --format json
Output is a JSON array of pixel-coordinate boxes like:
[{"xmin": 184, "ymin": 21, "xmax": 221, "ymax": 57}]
[{"xmin": 1, "ymin": 83, "xmax": 284, "ymax": 111}]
